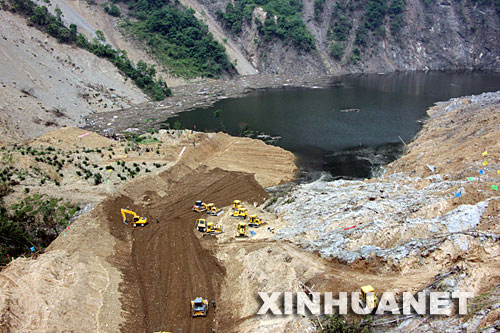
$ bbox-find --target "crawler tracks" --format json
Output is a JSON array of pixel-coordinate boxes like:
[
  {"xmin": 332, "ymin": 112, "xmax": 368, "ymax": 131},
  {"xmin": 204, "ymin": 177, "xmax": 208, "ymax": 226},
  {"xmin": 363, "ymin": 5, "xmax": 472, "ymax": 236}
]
[{"xmin": 103, "ymin": 166, "xmax": 268, "ymax": 332}]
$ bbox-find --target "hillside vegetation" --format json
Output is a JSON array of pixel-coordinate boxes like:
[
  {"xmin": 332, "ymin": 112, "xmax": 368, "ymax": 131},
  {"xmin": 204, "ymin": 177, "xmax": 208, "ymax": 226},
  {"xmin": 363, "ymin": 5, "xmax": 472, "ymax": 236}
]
[
  {"xmin": 215, "ymin": 0, "xmax": 315, "ymax": 51},
  {"xmin": 198, "ymin": 0, "xmax": 500, "ymax": 74},
  {"xmin": 115, "ymin": 0, "xmax": 233, "ymax": 78},
  {"xmin": 4, "ymin": 0, "xmax": 172, "ymax": 100}
]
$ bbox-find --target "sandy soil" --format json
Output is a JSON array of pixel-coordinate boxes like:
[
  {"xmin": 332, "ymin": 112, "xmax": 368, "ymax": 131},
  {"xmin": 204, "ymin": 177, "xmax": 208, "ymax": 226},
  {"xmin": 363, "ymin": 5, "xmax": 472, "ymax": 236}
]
[{"xmin": 0, "ymin": 127, "xmax": 295, "ymax": 332}]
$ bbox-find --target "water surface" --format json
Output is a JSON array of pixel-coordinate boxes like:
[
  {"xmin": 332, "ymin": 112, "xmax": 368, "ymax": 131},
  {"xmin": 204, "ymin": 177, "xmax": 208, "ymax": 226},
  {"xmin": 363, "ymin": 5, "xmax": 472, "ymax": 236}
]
[{"xmin": 167, "ymin": 72, "xmax": 500, "ymax": 179}]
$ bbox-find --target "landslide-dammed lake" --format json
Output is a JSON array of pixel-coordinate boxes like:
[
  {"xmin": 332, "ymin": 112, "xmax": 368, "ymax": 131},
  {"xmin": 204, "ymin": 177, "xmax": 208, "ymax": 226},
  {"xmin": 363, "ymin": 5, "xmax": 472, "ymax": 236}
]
[{"xmin": 167, "ymin": 72, "xmax": 500, "ymax": 179}]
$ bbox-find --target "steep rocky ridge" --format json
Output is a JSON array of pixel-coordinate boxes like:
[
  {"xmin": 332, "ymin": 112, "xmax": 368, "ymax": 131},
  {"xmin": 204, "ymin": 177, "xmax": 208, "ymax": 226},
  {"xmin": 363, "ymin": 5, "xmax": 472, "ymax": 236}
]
[{"xmin": 200, "ymin": 0, "xmax": 500, "ymax": 75}]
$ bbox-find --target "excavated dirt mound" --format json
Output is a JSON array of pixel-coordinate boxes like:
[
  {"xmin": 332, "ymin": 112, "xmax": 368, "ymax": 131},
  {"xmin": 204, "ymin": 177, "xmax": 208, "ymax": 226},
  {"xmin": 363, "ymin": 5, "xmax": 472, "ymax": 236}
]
[
  {"xmin": 30, "ymin": 127, "xmax": 114, "ymax": 149},
  {"xmin": 100, "ymin": 164, "xmax": 268, "ymax": 332}
]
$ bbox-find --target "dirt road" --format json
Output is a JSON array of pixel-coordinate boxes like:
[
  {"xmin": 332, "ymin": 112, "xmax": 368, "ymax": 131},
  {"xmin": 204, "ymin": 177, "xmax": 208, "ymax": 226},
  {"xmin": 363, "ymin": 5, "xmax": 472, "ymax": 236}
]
[{"xmin": 102, "ymin": 165, "xmax": 268, "ymax": 332}]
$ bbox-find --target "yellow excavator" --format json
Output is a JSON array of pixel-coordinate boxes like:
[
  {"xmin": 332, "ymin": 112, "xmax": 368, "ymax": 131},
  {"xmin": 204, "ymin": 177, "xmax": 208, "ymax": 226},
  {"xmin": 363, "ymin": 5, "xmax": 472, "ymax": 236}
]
[
  {"xmin": 196, "ymin": 218, "xmax": 207, "ymax": 232},
  {"xmin": 232, "ymin": 200, "xmax": 242, "ymax": 210},
  {"xmin": 206, "ymin": 222, "xmax": 224, "ymax": 234},
  {"xmin": 121, "ymin": 209, "xmax": 147, "ymax": 227},
  {"xmin": 191, "ymin": 297, "xmax": 209, "ymax": 317},
  {"xmin": 236, "ymin": 222, "xmax": 248, "ymax": 238},
  {"xmin": 360, "ymin": 285, "xmax": 378, "ymax": 310},
  {"xmin": 232, "ymin": 207, "xmax": 247, "ymax": 219},
  {"xmin": 206, "ymin": 203, "xmax": 224, "ymax": 216},
  {"xmin": 248, "ymin": 215, "xmax": 266, "ymax": 227}
]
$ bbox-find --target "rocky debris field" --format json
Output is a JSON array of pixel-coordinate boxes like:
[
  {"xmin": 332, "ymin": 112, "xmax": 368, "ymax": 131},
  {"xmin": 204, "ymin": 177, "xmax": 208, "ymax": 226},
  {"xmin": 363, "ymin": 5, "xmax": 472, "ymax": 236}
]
[{"xmin": 266, "ymin": 91, "xmax": 500, "ymax": 331}]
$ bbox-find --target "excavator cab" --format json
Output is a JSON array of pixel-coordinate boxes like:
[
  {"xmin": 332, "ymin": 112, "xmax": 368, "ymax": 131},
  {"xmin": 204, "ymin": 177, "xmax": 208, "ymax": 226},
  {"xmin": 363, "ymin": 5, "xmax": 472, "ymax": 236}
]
[
  {"xmin": 232, "ymin": 207, "xmax": 247, "ymax": 219},
  {"xmin": 232, "ymin": 200, "xmax": 241, "ymax": 210},
  {"xmin": 360, "ymin": 285, "xmax": 378, "ymax": 310},
  {"xmin": 191, "ymin": 297, "xmax": 209, "ymax": 317},
  {"xmin": 236, "ymin": 222, "xmax": 248, "ymax": 238},
  {"xmin": 121, "ymin": 209, "xmax": 147, "ymax": 227},
  {"xmin": 193, "ymin": 200, "xmax": 207, "ymax": 212},
  {"xmin": 196, "ymin": 219, "xmax": 207, "ymax": 232}
]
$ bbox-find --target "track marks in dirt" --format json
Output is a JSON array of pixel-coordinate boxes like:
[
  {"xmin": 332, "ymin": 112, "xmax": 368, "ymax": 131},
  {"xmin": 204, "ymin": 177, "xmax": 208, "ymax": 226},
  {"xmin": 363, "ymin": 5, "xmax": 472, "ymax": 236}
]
[{"xmin": 103, "ymin": 165, "xmax": 268, "ymax": 332}]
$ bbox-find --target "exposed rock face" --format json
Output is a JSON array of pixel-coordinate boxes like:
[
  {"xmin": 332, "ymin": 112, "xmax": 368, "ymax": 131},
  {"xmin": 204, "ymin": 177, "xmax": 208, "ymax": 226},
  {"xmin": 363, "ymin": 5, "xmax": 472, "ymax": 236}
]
[{"xmin": 199, "ymin": 0, "xmax": 500, "ymax": 75}]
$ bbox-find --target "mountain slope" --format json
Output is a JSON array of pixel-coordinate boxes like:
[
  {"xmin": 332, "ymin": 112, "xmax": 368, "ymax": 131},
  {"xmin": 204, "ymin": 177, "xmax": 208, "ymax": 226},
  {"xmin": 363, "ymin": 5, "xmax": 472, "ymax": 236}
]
[{"xmin": 199, "ymin": 0, "xmax": 500, "ymax": 74}]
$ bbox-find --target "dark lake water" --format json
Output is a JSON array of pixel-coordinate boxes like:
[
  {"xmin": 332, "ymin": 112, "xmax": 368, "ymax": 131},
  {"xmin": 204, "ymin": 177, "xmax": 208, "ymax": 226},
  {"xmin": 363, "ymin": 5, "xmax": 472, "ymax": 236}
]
[{"xmin": 166, "ymin": 72, "xmax": 500, "ymax": 180}]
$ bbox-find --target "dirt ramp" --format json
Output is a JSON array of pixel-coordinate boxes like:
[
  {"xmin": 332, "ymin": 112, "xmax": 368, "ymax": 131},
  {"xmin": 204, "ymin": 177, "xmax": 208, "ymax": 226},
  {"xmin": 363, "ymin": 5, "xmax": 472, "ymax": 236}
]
[{"xmin": 100, "ymin": 164, "xmax": 268, "ymax": 332}]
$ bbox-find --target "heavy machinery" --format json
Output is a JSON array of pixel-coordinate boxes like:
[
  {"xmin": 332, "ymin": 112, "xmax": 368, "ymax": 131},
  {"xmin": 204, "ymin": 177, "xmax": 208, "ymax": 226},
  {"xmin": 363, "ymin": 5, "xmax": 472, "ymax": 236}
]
[
  {"xmin": 236, "ymin": 222, "xmax": 248, "ymax": 238},
  {"xmin": 360, "ymin": 285, "xmax": 378, "ymax": 310},
  {"xmin": 232, "ymin": 200, "xmax": 242, "ymax": 210},
  {"xmin": 248, "ymin": 215, "xmax": 266, "ymax": 227},
  {"xmin": 193, "ymin": 200, "xmax": 207, "ymax": 212},
  {"xmin": 206, "ymin": 203, "xmax": 224, "ymax": 216},
  {"xmin": 206, "ymin": 222, "xmax": 224, "ymax": 234},
  {"xmin": 121, "ymin": 209, "xmax": 147, "ymax": 227},
  {"xmin": 191, "ymin": 297, "xmax": 209, "ymax": 317},
  {"xmin": 231, "ymin": 207, "xmax": 247, "ymax": 219},
  {"xmin": 196, "ymin": 218, "xmax": 207, "ymax": 232}
]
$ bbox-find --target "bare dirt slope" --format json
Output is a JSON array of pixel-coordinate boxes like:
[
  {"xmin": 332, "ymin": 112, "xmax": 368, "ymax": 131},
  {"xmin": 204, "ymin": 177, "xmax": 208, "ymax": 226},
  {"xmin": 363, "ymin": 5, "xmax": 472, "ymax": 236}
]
[
  {"xmin": 0, "ymin": 10, "xmax": 147, "ymax": 142},
  {"xmin": 181, "ymin": 132, "xmax": 297, "ymax": 187},
  {"xmin": 0, "ymin": 129, "xmax": 293, "ymax": 332},
  {"xmin": 107, "ymin": 164, "xmax": 268, "ymax": 332}
]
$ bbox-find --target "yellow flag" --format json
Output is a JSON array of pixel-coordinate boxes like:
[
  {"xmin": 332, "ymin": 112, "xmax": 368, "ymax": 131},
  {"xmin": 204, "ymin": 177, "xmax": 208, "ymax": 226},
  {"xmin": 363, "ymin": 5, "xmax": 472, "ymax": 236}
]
[
  {"xmin": 482, "ymin": 151, "xmax": 488, "ymax": 156},
  {"xmin": 483, "ymin": 160, "xmax": 488, "ymax": 166},
  {"xmin": 497, "ymin": 170, "xmax": 500, "ymax": 175},
  {"xmin": 124, "ymin": 154, "xmax": 127, "ymax": 158}
]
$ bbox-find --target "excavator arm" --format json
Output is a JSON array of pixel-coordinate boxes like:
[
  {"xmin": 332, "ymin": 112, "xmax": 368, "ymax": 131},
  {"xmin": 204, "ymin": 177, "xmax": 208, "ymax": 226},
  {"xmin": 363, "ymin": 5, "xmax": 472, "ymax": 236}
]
[{"xmin": 121, "ymin": 209, "xmax": 137, "ymax": 222}]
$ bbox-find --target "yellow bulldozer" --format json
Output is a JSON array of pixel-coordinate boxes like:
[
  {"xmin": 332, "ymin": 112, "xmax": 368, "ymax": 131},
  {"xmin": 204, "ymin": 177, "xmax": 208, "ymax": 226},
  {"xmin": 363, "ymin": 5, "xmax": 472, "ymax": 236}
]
[
  {"xmin": 232, "ymin": 200, "xmax": 242, "ymax": 210},
  {"xmin": 360, "ymin": 285, "xmax": 378, "ymax": 310},
  {"xmin": 248, "ymin": 215, "xmax": 266, "ymax": 227},
  {"xmin": 191, "ymin": 297, "xmax": 209, "ymax": 317},
  {"xmin": 206, "ymin": 222, "xmax": 224, "ymax": 234},
  {"xmin": 231, "ymin": 207, "xmax": 247, "ymax": 219},
  {"xmin": 236, "ymin": 222, "xmax": 248, "ymax": 238},
  {"xmin": 206, "ymin": 203, "xmax": 224, "ymax": 216},
  {"xmin": 196, "ymin": 218, "xmax": 207, "ymax": 232},
  {"xmin": 193, "ymin": 200, "xmax": 207, "ymax": 212},
  {"xmin": 121, "ymin": 209, "xmax": 147, "ymax": 227}
]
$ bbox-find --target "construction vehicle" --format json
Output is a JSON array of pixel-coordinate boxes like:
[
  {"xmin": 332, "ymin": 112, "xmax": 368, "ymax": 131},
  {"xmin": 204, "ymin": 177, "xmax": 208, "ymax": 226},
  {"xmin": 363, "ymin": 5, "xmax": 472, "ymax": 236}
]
[
  {"xmin": 248, "ymin": 215, "xmax": 266, "ymax": 227},
  {"xmin": 193, "ymin": 200, "xmax": 207, "ymax": 212},
  {"xmin": 360, "ymin": 285, "xmax": 378, "ymax": 310},
  {"xmin": 196, "ymin": 219, "xmax": 207, "ymax": 232},
  {"xmin": 236, "ymin": 222, "xmax": 248, "ymax": 238},
  {"xmin": 121, "ymin": 209, "xmax": 147, "ymax": 227},
  {"xmin": 231, "ymin": 207, "xmax": 247, "ymax": 219},
  {"xmin": 206, "ymin": 203, "xmax": 224, "ymax": 216},
  {"xmin": 191, "ymin": 297, "xmax": 209, "ymax": 317},
  {"xmin": 232, "ymin": 200, "xmax": 242, "ymax": 210},
  {"xmin": 206, "ymin": 222, "xmax": 224, "ymax": 234}
]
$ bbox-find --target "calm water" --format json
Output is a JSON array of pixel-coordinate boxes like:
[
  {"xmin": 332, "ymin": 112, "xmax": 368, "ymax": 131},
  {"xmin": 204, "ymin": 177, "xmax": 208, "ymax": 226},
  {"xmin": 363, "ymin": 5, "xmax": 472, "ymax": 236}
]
[{"xmin": 167, "ymin": 72, "xmax": 500, "ymax": 179}]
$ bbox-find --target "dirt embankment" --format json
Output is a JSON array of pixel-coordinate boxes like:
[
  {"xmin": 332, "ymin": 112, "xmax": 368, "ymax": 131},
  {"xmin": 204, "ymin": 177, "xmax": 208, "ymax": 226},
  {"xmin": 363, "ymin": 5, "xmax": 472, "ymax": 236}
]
[{"xmin": 0, "ymin": 127, "xmax": 295, "ymax": 332}]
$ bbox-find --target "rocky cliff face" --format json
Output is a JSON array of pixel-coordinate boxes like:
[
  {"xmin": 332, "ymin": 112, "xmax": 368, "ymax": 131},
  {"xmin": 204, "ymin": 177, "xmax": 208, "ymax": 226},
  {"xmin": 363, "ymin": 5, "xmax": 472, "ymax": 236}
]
[{"xmin": 199, "ymin": 0, "xmax": 500, "ymax": 75}]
